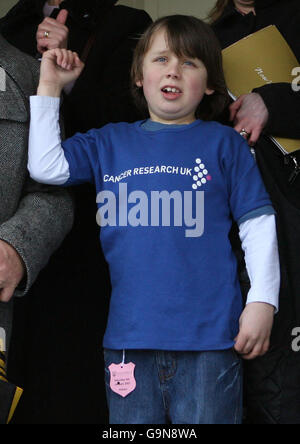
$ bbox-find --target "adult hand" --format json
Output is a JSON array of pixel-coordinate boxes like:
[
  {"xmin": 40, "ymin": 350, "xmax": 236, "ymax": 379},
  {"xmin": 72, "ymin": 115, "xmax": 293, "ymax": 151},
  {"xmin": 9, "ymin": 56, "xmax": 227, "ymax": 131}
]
[
  {"xmin": 230, "ymin": 93, "xmax": 269, "ymax": 145},
  {"xmin": 36, "ymin": 9, "xmax": 69, "ymax": 54},
  {"xmin": 38, "ymin": 48, "xmax": 85, "ymax": 96},
  {"xmin": 0, "ymin": 240, "xmax": 25, "ymax": 302},
  {"xmin": 234, "ymin": 302, "xmax": 274, "ymax": 360}
]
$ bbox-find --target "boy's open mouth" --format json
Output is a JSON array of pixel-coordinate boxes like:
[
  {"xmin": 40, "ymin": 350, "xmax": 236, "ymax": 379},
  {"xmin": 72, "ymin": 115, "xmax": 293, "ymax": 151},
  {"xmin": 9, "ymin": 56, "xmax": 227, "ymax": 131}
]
[{"xmin": 161, "ymin": 86, "xmax": 182, "ymax": 99}]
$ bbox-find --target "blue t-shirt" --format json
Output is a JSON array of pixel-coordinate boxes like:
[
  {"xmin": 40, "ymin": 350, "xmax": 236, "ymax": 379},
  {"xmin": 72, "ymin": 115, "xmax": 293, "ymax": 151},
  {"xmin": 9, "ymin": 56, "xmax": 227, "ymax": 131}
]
[{"xmin": 62, "ymin": 119, "xmax": 273, "ymax": 351}]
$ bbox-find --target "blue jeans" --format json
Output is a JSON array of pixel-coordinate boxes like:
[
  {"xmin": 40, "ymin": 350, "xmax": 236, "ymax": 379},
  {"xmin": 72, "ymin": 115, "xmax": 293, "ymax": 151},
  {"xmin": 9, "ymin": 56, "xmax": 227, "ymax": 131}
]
[{"xmin": 104, "ymin": 348, "xmax": 243, "ymax": 424}]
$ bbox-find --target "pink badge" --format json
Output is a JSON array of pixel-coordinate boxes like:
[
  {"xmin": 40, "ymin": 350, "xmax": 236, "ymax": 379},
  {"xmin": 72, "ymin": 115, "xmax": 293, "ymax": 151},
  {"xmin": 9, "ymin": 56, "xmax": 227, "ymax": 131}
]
[{"xmin": 109, "ymin": 362, "xmax": 136, "ymax": 398}]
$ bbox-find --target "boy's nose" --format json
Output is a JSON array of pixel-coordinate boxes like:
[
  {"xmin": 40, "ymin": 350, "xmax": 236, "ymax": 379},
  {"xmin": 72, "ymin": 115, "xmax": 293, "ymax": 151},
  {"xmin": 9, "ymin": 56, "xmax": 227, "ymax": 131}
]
[
  {"xmin": 166, "ymin": 62, "xmax": 181, "ymax": 79},
  {"xmin": 166, "ymin": 72, "xmax": 180, "ymax": 79}
]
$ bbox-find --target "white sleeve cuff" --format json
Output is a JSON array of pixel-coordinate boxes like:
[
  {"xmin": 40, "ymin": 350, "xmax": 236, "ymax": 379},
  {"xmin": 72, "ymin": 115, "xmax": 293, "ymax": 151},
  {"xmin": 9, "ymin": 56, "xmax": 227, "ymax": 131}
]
[{"xmin": 30, "ymin": 95, "xmax": 61, "ymax": 109}]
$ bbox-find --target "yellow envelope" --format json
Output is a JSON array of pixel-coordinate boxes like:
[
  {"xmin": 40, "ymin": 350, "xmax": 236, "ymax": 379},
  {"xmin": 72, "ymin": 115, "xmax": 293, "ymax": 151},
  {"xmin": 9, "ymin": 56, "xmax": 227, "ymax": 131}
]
[{"xmin": 222, "ymin": 25, "xmax": 300, "ymax": 153}]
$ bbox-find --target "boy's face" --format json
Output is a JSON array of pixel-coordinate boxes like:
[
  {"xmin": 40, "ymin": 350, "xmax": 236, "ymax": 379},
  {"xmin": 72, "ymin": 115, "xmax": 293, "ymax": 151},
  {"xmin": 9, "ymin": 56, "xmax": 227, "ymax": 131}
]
[{"xmin": 136, "ymin": 28, "xmax": 214, "ymax": 125}]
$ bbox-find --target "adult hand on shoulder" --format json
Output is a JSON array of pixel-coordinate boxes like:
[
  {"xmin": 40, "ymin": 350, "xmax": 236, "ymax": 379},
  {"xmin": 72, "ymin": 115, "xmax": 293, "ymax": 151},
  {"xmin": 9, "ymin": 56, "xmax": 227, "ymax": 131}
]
[
  {"xmin": 234, "ymin": 302, "xmax": 274, "ymax": 360},
  {"xmin": 36, "ymin": 9, "xmax": 69, "ymax": 54},
  {"xmin": 230, "ymin": 93, "xmax": 269, "ymax": 146},
  {"xmin": 0, "ymin": 240, "xmax": 25, "ymax": 302}
]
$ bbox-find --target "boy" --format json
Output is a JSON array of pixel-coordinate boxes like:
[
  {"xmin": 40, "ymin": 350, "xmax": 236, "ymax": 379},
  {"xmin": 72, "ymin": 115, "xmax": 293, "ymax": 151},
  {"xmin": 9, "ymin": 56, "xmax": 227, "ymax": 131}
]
[{"xmin": 28, "ymin": 16, "xmax": 279, "ymax": 424}]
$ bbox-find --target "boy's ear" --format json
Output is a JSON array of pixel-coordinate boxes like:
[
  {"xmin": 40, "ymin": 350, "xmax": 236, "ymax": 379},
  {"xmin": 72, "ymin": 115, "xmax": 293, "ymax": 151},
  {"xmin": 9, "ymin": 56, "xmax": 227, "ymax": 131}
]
[
  {"xmin": 205, "ymin": 88, "xmax": 215, "ymax": 96},
  {"xmin": 136, "ymin": 79, "xmax": 143, "ymax": 87}
]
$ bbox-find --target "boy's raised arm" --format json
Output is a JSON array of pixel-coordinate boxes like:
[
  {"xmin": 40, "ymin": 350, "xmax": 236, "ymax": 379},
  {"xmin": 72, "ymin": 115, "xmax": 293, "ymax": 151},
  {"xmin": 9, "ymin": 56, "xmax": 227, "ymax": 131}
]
[
  {"xmin": 28, "ymin": 49, "xmax": 84, "ymax": 185},
  {"xmin": 37, "ymin": 48, "xmax": 84, "ymax": 97}
]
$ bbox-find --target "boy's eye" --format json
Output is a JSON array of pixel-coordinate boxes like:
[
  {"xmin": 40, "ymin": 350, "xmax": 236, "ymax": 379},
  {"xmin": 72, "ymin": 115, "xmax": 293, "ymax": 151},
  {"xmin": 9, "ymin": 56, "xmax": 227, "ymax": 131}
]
[
  {"xmin": 183, "ymin": 61, "xmax": 196, "ymax": 67},
  {"xmin": 155, "ymin": 57, "xmax": 167, "ymax": 63}
]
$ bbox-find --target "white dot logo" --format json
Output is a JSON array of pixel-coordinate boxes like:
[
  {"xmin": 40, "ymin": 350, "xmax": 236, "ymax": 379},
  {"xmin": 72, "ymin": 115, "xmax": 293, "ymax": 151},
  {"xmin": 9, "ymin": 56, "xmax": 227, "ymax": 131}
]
[{"xmin": 192, "ymin": 158, "xmax": 211, "ymax": 189}]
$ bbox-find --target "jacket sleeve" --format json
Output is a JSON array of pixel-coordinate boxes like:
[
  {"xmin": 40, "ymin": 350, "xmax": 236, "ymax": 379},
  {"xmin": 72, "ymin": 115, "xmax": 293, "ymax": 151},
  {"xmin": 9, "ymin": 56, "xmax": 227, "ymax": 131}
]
[
  {"xmin": 0, "ymin": 53, "xmax": 74, "ymax": 297},
  {"xmin": 0, "ymin": 177, "xmax": 74, "ymax": 298},
  {"xmin": 253, "ymin": 83, "xmax": 300, "ymax": 139}
]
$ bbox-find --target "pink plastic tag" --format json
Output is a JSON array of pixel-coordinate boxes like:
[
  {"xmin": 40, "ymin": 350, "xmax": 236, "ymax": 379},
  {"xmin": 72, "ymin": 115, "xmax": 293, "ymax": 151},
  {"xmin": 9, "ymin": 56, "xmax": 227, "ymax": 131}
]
[{"xmin": 108, "ymin": 362, "xmax": 136, "ymax": 398}]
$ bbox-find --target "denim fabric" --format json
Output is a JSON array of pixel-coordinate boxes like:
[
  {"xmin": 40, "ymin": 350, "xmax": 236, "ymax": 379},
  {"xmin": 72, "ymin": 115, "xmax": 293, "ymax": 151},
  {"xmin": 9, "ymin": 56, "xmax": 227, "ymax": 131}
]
[{"xmin": 104, "ymin": 348, "xmax": 243, "ymax": 424}]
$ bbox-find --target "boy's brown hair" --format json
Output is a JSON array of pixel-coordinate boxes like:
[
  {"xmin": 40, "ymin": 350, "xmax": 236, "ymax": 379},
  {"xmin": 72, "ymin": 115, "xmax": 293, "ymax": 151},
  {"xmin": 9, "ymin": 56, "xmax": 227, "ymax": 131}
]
[{"xmin": 131, "ymin": 15, "xmax": 229, "ymax": 121}]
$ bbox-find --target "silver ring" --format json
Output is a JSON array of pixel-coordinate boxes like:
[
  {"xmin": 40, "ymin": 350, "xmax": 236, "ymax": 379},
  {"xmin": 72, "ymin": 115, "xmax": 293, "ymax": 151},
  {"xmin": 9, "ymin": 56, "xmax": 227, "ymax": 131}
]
[
  {"xmin": 44, "ymin": 31, "xmax": 50, "ymax": 38},
  {"xmin": 240, "ymin": 128, "xmax": 250, "ymax": 137}
]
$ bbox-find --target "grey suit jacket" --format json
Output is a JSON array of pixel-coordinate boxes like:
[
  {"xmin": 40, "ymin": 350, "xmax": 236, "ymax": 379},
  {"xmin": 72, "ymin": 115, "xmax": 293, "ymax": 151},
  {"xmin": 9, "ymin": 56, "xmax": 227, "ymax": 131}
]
[{"xmin": 0, "ymin": 35, "xmax": 74, "ymax": 296}]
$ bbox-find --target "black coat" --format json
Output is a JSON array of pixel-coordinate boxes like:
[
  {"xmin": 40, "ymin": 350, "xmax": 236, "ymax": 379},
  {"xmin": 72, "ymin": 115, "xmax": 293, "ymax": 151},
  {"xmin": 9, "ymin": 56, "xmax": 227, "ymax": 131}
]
[
  {"xmin": 0, "ymin": 0, "xmax": 152, "ymax": 133},
  {"xmin": 213, "ymin": 0, "xmax": 300, "ymax": 425},
  {"xmin": 0, "ymin": 0, "xmax": 152, "ymax": 424}
]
